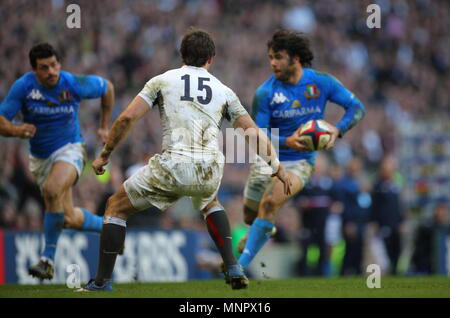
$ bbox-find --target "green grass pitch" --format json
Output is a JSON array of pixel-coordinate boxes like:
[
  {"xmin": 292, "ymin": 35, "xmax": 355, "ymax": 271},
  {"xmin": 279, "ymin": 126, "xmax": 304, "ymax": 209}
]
[{"xmin": 0, "ymin": 276, "xmax": 449, "ymax": 298}]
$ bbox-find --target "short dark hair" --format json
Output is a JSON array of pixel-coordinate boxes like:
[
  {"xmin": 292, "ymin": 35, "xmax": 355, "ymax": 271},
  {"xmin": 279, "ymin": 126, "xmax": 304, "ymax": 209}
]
[
  {"xmin": 180, "ymin": 28, "xmax": 215, "ymax": 67},
  {"xmin": 29, "ymin": 43, "xmax": 60, "ymax": 69},
  {"xmin": 268, "ymin": 30, "xmax": 314, "ymax": 67}
]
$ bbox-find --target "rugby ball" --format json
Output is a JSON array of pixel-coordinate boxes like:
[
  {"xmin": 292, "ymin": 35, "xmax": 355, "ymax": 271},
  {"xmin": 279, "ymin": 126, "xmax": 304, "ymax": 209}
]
[{"xmin": 298, "ymin": 119, "xmax": 332, "ymax": 151}]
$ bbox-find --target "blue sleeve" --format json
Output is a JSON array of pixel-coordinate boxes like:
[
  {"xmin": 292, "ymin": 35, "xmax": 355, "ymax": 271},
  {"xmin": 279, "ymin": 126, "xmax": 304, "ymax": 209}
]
[
  {"xmin": 72, "ymin": 74, "xmax": 108, "ymax": 99},
  {"xmin": 252, "ymin": 87, "xmax": 287, "ymax": 148},
  {"xmin": 0, "ymin": 79, "xmax": 25, "ymax": 120},
  {"xmin": 326, "ymin": 74, "xmax": 365, "ymax": 137}
]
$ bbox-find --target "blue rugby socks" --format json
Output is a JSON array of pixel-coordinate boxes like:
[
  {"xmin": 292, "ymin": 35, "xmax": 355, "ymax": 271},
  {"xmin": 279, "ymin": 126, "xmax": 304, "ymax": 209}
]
[
  {"xmin": 41, "ymin": 211, "xmax": 65, "ymax": 263},
  {"xmin": 238, "ymin": 218, "xmax": 275, "ymax": 268},
  {"xmin": 41, "ymin": 209, "xmax": 102, "ymax": 265},
  {"xmin": 80, "ymin": 208, "xmax": 103, "ymax": 232}
]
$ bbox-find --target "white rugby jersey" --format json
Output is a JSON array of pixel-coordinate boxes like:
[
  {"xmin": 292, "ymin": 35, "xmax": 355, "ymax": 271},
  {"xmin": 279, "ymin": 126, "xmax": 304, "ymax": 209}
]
[{"xmin": 138, "ymin": 65, "xmax": 248, "ymax": 159}]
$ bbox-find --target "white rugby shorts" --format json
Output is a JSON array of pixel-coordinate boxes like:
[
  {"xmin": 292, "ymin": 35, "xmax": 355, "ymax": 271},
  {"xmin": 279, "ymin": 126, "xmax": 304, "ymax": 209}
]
[
  {"xmin": 29, "ymin": 142, "xmax": 86, "ymax": 188},
  {"xmin": 244, "ymin": 156, "xmax": 314, "ymax": 203},
  {"xmin": 124, "ymin": 152, "xmax": 224, "ymax": 211}
]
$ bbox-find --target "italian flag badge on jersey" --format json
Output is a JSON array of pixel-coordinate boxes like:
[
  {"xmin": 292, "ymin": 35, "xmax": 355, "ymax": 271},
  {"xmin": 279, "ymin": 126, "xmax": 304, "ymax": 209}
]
[
  {"xmin": 304, "ymin": 84, "xmax": 320, "ymax": 99},
  {"xmin": 58, "ymin": 89, "xmax": 72, "ymax": 103}
]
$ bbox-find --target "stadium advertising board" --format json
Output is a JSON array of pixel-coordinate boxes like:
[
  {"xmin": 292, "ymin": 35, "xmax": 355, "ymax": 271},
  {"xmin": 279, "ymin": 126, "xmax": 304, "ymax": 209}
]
[{"xmin": 0, "ymin": 229, "xmax": 211, "ymax": 285}]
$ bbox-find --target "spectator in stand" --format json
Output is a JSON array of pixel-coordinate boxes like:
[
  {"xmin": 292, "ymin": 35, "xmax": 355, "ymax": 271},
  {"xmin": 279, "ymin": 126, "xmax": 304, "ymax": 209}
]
[
  {"xmin": 410, "ymin": 201, "xmax": 450, "ymax": 275},
  {"xmin": 336, "ymin": 157, "xmax": 371, "ymax": 276},
  {"xmin": 295, "ymin": 153, "xmax": 335, "ymax": 277},
  {"xmin": 370, "ymin": 154, "xmax": 404, "ymax": 275}
]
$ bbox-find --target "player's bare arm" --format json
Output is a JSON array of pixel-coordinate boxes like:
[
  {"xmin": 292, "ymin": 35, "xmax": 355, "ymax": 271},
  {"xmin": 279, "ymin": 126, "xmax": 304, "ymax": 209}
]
[
  {"xmin": 0, "ymin": 115, "xmax": 36, "ymax": 139},
  {"xmin": 92, "ymin": 95, "xmax": 149, "ymax": 175},
  {"xmin": 97, "ymin": 80, "xmax": 115, "ymax": 143},
  {"xmin": 233, "ymin": 113, "xmax": 292, "ymax": 195}
]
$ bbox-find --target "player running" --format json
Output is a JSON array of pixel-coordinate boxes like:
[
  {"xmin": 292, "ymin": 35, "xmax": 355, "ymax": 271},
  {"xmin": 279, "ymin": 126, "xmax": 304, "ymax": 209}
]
[
  {"xmin": 0, "ymin": 43, "xmax": 115, "ymax": 280},
  {"xmin": 78, "ymin": 28, "xmax": 291, "ymax": 292},
  {"xmin": 238, "ymin": 30, "xmax": 365, "ymax": 269}
]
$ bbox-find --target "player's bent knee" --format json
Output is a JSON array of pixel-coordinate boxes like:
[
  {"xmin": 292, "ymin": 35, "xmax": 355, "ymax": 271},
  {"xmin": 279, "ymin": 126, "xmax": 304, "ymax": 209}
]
[
  {"xmin": 201, "ymin": 196, "xmax": 221, "ymax": 215},
  {"xmin": 41, "ymin": 183, "xmax": 63, "ymax": 203},
  {"xmin": 104, "ymin": 194, "xmax": 134, "ymax": 220},
  {"xmin": 201, "ymin": 202, "xmax": 223, "ymax": 218},
  {"xmin": 104, "ymin": 196, "xmax": 120, "ymax": 217},
  {"xmin": 63, "ymin": 214, "xmax": 75, "ymax": 228},
  {"xmin": 61, "ymin": 207, "xmax": 82, "ymax": 228},
  {"xmin": 259, "ymin": 196, "xmax": 279, "ymax": 219}
]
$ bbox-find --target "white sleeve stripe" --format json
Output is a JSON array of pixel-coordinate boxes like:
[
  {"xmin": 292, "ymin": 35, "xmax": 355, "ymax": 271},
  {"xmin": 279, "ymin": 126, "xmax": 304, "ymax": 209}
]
[{"xmin": 138, "ymin": 93, "xmax": 154, "ymax": 108}]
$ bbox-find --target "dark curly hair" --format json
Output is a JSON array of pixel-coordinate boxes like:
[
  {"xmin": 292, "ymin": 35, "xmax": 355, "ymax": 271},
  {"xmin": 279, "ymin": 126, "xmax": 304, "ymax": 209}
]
[
  {"xmin": 180, "ymin": 28, "xmax": 216, "ymax": 67},
  {"xmin": 29, "ymin": 43, "xmax": 60, "ymax": 69},
  {"xmin": 267, "ymin": 30, "xmax": 314, "ymax": 67}
]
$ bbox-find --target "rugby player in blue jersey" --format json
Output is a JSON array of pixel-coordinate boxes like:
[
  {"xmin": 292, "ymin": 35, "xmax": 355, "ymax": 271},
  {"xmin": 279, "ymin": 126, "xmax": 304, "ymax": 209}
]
[
  {"xmin": 237, "ymin": 30, "xmax": 365, "ymax": 269},
  {"xmin": 0, "ymin": 43, "xmax": 115, "ymax": 280}
]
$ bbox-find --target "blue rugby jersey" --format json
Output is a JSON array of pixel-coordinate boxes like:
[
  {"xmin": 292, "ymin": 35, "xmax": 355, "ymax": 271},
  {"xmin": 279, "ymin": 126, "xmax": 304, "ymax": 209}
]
[
  {"xmin": 0, "ymin": 71, "xmax": 107, "ymax": 158},
  {"xmin": 252, "ymin": 68, "xmax": 365, "ymax": 165}
]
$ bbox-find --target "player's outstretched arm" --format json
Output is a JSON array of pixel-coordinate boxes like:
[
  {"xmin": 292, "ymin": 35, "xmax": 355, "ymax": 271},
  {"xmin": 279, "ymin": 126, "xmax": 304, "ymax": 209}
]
[
  {"xmin": 92, "ymin": 96, "xmax": 149, "ymax": 175},
  {"xmin": 0, "ymin": 115, "xmax": 36, "ymax": 139},
  {"xmin": 233, "ymin": 114, "xmax": 291, "ymax": 195},
  {"xmin": 97, "ymin": 80, "xmax": 115, "ymax": 143}
]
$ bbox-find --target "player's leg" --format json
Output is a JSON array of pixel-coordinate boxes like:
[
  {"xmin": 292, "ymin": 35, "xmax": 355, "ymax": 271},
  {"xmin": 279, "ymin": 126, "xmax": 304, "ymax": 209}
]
[
  {"xmin": 46, "ymin": 142, "xmax": 102, "ymax": 232},
  {"xmin": 239, "ymin": 171, "xmax": 303, "ymax": 268},
  {"xmin": 62, "ymin": 189, "xmax": 103, "ymax": 232},
  {"xmin": 82, "ymin": 158, "xmax": 174, "ymax": 291},
  {"xmin": 242, "ymin": 159, "xmax": 269, "ymax": 226},
  {"xmin": 81, "ymin": 185, "xmax": 137, "ymax": 291},
  {"xmin": 42, "ymin": 161, "xmax": 103, "ymax": 250},
  {"xmin": 29, "ymin": 161, "xmax": 80, "ymax": 279},
  {"xmin": 202, "ymin": 197, "xmax": 236, "ymax": 268},
  {"xmin": 243, "ymin": 198, "xmax": 259, "ymax": 226},
  {"xmin": 236, "ymin": 202, "xmax": 258, "ymax": 254},
  {"xmin": 29, "ymin": 142, "xmax": 104, "ymax": 278},
  {"xmin": 237, "ymin": 199, "xmax": 277, "ymax": 253},
  {"xmin": 201, "ymin": 196, "xmax": 249, "ymax": 289},
  {"xmin": 41, "ymin": 161, "xmax": 78, "ymax": 211},
  {"xmin": 238, "ymin": 161, "xmax": 274, "ymax": 254},
  {"xmin": 191, "ymin": 155, "xmax": 248, "ymax": 289}
]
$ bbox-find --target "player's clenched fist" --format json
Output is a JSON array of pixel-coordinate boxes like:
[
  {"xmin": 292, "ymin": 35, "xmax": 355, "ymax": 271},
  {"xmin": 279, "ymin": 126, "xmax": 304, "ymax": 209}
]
[
  {"xmin": 92, "ymin": 156, "xmax": 109, "ymax": 175},
  {"xmin": 17, "ymin": 123, "xmax": 36, "ymax": 139}
]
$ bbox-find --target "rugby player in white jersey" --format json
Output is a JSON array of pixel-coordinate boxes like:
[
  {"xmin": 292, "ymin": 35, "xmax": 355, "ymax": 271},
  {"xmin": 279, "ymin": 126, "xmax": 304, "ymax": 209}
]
[{"xmin": 79, "ymin": 28, "xmax": 291, "ymax": 291}]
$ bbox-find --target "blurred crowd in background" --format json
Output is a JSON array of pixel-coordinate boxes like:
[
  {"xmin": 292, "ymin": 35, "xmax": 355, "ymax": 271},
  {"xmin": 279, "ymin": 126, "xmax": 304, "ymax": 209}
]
[{"xmin": 1, "ymin": 0, "xmax": 449, "ymax": 276}]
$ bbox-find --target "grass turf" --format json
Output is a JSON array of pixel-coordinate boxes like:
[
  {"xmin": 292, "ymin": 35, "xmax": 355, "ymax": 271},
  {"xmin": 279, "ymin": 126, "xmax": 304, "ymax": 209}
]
[{"xmin": 0, "ymin": 276, "xmax": 449, "ymax": 298}]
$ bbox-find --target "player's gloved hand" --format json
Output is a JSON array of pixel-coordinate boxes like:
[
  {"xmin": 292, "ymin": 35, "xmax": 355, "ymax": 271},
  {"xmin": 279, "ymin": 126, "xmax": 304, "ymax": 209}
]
[
  {"xmin": 92, "ymin": 156, "xmax": 109, "ymax": 175},
  {"xmin": 272, "ymin": 165, "xmax": 292, "ymax": 196},
  {"xmin": 324, "ymin": 124, "xmax": 340, "ymax": 150},
  {"xmin": 17, "ymin": 123, "xmax": 36, "ymax": 139},
  {"xmin": 97, "ymin": 128, "xmax": 109, "ymax": 144},
  {"xmin": 285, "ymin": 130, "xmax": 310, "ymax": 152}
]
